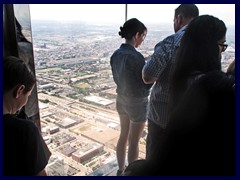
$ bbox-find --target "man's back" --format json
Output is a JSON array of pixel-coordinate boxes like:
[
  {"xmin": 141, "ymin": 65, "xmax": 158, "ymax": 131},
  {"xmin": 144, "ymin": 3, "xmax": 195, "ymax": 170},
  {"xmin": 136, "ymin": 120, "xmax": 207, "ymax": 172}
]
[
  {"xmin": 143, "ymin": 27, "xmax": 186, "ymax": 128},
  {"xmin": 142, "ymin": 4, "xmax": 199, "ymax": 160}
]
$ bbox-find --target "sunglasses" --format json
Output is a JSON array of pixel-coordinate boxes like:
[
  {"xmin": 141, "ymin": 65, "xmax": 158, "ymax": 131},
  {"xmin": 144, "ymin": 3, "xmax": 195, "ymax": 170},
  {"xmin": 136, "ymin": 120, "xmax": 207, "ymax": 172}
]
[{"xmin": 218, "ymin": 43, "xmax": 228, "ymax": 52}]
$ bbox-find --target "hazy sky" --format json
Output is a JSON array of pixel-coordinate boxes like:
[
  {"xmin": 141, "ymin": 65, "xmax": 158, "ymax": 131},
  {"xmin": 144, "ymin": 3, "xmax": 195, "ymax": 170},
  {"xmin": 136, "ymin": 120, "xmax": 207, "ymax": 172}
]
[{"xmin": 29, "ymin": 4, "xmax": 235, "ymax": 26}]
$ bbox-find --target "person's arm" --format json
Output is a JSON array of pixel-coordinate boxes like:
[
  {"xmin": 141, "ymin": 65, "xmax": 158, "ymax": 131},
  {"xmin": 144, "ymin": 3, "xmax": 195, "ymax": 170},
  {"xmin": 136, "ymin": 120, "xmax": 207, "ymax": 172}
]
[
  {"xmin": 36, "ymin": 169, "xmax": 47, "ymax": 176},
  {"xmin": 142, "ymin": 37, "xmax": 172, "ymax": 84},
  {"xmin": 142, "ymin": 66, "xmax": 158, "ymax": 84}
]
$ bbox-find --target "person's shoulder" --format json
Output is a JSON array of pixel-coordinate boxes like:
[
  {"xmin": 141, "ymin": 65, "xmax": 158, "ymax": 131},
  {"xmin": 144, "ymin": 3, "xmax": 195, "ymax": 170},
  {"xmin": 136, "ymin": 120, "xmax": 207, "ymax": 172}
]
[
  {"xmin": 121, "ymin": 51, "xmax": 144, "ymax": 65},
  {"xmin": 121, "ymin": 45, "xmax": 144, "ymax": 60},
  {"xmin": 4, "ymin": 114, "xmax": 38, "ymax": 130},
  {"xmin": 111, "ymin": 48, "xmax": 119, "ymax": 57},
  {"xmin": 111, "ymin": 44, "xmax": 130, "ymax": 57},
  {"xmin": 163, "ymin": 33, "xmax": 176, "ymax": 43},
  {"xmin": 193, "ymin": 71, "xmax": 234, "ymax": 93},
  {"xmin": 134, "ymin": 50, "xmax": 144, "ymax": 59},
  {"xmin": 110, "ymin": 49, "xmax": 120, "ymax": 63},
  {"xmin": 154, "ymin": 32, "xmax": 178, "ymax": 50},
  {"xmin": 199, "ymin": 71, "xmax": 230, "ymax": 83}
]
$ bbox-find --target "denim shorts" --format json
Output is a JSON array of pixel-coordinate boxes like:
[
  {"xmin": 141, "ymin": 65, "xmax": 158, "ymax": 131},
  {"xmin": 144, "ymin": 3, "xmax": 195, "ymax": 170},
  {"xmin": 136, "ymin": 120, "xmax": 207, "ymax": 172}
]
[{"xmin": 116, "ymin": 94, "xmax": 149, "ymax": 123}]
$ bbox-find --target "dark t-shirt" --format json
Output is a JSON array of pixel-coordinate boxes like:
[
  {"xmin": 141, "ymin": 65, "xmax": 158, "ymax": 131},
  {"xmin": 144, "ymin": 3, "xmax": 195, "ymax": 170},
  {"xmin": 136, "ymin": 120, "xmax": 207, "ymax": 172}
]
[{"xmin": 3, "ymin": 114, "xmax": 51, "ymax": 176}]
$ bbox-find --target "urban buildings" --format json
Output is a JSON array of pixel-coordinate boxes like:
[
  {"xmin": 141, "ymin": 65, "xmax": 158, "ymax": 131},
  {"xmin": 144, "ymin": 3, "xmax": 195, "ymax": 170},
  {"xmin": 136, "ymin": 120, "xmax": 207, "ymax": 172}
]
[{"xmin": 31, "ymin": 20, "xmax": 235, "ymax": 176}]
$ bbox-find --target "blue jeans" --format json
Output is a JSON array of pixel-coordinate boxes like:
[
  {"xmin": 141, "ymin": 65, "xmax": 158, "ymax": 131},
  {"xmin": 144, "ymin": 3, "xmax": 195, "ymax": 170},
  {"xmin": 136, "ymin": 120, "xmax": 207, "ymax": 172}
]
[{"xmin": 116, "ymin": 94, "xmax": 148, "ymax": 123}]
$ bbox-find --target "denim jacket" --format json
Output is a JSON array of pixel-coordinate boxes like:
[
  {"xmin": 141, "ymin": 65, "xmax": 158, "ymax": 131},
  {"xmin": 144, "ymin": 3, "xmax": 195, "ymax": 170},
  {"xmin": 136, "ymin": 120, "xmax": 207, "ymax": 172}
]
[{"xmin": 110, "ymin": 44, "xmax": 152, "ymax": 98}]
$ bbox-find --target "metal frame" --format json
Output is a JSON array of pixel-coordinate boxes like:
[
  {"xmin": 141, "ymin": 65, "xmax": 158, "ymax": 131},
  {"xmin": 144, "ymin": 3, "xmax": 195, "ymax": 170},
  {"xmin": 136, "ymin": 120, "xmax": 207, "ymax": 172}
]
[{"xmin": 3, "ymin": 4, "xmax": 18, "ymax": 57}]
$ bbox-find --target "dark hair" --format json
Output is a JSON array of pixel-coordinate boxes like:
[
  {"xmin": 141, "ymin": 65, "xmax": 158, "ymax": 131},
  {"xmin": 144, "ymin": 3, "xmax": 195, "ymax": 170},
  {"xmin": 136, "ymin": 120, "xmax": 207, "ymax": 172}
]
[
  {"xmin": 119, "ymin": 18, "xmax": 147, "ymax": 41},
  {"xmin": 170, "ymin": 15, "xmax": 227, "ymax": 104},
  {"xmin": 175, "ymin": 4, "xmax": 199, "ymax": 19},
  {"xmin": 4, "ymin": 56, "xmax": 36, "ymax": 93}
]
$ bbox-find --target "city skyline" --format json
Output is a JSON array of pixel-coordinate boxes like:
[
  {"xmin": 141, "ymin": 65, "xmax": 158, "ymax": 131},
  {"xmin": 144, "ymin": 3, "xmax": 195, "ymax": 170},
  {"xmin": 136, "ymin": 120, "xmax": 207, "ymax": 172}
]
[{"xmin": 29, "ymin": 4, "xmax": 235, "ymax": 26}]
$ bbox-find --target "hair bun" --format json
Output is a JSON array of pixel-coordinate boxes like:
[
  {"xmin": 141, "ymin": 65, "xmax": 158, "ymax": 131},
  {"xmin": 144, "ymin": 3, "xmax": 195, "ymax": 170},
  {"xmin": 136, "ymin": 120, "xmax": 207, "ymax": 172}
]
[{"xmin": 119, "ymin": 26, "xmax": 124, "ymax": 38}]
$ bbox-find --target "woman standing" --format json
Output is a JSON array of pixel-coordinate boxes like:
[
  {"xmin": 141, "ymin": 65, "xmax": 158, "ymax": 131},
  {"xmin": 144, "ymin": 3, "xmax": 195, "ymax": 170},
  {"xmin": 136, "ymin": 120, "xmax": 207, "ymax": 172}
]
[{"xmin": 110, "ymin": 18, "xmax": 152, "ymax": 175}]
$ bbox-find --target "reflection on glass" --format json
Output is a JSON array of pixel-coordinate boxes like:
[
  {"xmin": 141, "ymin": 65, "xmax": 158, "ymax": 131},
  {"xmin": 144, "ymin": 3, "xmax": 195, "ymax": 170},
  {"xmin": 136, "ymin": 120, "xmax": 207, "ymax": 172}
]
[{"xmin": 14, "ymin": 4, "xmax": 40, "ymax": 129}]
